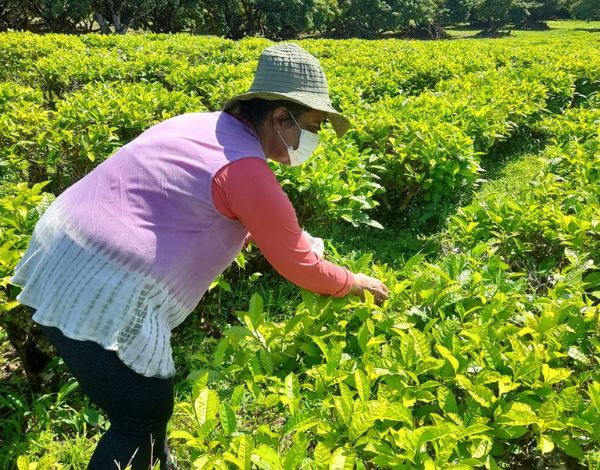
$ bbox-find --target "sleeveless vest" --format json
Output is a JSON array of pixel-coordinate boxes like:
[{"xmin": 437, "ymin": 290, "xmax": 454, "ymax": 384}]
[{"xmin": 12, "ymin": 111, "xmax": 266, "ymax": 378}]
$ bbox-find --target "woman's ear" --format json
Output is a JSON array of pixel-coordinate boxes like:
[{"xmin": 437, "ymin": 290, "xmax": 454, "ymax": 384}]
[{"xmin": 271, "ymin": 106, "xmax": 291, "ymax": 131}]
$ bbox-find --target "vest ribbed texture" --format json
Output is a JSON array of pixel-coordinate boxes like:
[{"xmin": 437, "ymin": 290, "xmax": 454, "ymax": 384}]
[{"xmin": 11, "ymin": 112, "xmax": 265, "ymax": 378}]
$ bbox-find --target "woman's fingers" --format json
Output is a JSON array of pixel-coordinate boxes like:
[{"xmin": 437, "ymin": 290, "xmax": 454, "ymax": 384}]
[
  {"xmin": 350, "ymin": 273, "xmax": 389, "ymax": 304},
  {"xmin": 370, "ymin": 280, "xmax": 388, "ymax": 305}
]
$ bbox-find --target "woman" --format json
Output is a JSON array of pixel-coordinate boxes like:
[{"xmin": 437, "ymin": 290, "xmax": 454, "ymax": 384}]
[{"xmin": 11, "ymin": 43, "xmax": 388, "ymax": 469}]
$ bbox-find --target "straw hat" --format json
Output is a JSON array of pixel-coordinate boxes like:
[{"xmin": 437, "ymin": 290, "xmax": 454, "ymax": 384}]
[{"xmin": 222, "ymin": 43, "xmax": 350, "ymax": 138}]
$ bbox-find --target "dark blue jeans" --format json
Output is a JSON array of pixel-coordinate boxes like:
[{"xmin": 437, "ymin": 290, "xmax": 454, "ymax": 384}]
[{"xmin": 36, "ymin": 322, "xmax": 175, "ymax": 470}]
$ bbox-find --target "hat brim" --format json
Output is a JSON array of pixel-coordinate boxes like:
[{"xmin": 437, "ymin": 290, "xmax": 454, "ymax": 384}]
[{"xmin": 222, "ymin": 91, "xmax": 350, "ymax": 138}]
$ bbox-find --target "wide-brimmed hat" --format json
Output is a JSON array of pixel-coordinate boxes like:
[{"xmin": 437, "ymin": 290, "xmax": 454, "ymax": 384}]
[{"xmin": 222, "ymin": 43, "xmax": 350, "ymax": 138}]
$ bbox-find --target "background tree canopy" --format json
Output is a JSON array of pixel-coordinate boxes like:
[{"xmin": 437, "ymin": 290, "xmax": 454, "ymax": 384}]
[{"xmin": 0, "ymin": 0, "xmax": 593, "ymax": 39}]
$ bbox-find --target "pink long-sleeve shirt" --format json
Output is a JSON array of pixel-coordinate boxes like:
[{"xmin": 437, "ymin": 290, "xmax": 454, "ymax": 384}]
[{"xmin": 212, "ymin": 157, "xmax": 353, "ymax": 297}]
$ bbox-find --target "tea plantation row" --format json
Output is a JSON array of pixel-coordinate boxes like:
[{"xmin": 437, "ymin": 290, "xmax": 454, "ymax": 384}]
[{"xmin": 0, "ymin": 32, "xmax": 599, "ymax": 468}]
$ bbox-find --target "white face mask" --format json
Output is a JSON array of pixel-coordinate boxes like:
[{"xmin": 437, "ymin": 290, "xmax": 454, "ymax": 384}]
[{"xmin": 277, "ymin": 112, "xmax": 320, "ymax": 166}]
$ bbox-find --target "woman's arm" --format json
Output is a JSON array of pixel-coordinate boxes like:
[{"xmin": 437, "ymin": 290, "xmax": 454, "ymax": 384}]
[{"xmin": 212, "ymin": 157, "xmax": 353, "ymax": 297}]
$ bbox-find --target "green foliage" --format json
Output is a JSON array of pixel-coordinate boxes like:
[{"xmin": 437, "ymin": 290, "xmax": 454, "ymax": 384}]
[
  {"xmin": 321, "ymin": 0, "xmax": 444, "ymax": 38},
  {"xmin": 0, "ymin": 82, "xmax": 50, "ymax": 184},
  {"xmin": 138, "ymin": 0, "xmax": 204, "ymax": 33},
  {"xmin": 446, "ymin": 104, "xmax": 600, "ymax": 274},
  {"xmin": 275, "ymin": 134, "xmax": 384, "ymax": 228},
  {"xmin": 312, "ymin": 0, "xmax": 341, "ymax": 33},
  {"xmin": 570, "ymin": 0, "xmax": 600, "ymax": 20},
  {"xmin": 259, "ymin": 0, "xmax": 316, "ymax": 40},
  {"xmin": 174, "ymin": 242, "xmax": 599, "ymax": 467},
  {"xmin": 471, "ymin": 0, "xmax": 514, "ymax": 31},
  {"xmin": 1, "ymin": 30, "xmax": 600, "ymax": 468},
  {"xmin": 45, "ymin": 81, "xmax": 205, "ymax": 190},
  {"xmin": 2, "ymin": 0, "xmax": 592, "ymax": 37},
  {"xmin": 440, "ymin": 0, "xmax": 477, "ymax": 24},
  {"xmin": 1, "ymin": 30, "xmax": 599, "ymax": 224},
  {"xmin": 511, "ymin": 0, "xmax": 567, "ymax": 27},
  {"xmin": 196, "ymin": 0, "xmax": 250, "ymax": 39},
  {"xmin": 0, "ymin": 182, "xmax": 54, "ymax": 312},
  {"xmin": 0, "ymin": 0, "xmax": 28, "ymax": 31},
  {"xmin": 0, "ymin": 32, "xmax": 598, "ymax": 224},
  {"xmin": 1, "ymin": 374, "xmax": 100, "ymax": 466},
  {"xmin": 90, "ymin": 0, "xmax": 153, "ymax": 34},
  {"xmin": 194, "ymin": 0, "xmax": 316, "ymax": 40},
  {"xmin": 30, "ymin": 0, "xmax": 92, "ymax": 33}
]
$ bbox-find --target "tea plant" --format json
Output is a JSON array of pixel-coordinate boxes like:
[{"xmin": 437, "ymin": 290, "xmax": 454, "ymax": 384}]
[{"xmin": 0, "ymin": 29, "xmax": 599, "ymax": 469}]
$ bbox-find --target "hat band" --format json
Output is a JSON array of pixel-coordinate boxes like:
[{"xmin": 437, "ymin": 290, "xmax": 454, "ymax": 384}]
[{"xmin": 249, "ymin": 86, "xmax": 330, "ymax": 99}]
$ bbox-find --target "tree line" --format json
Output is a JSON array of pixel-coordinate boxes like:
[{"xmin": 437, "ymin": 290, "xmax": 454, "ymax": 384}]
[{"xmin": 0, "ymin": 0, "xmax": 599, "ymax": 40}]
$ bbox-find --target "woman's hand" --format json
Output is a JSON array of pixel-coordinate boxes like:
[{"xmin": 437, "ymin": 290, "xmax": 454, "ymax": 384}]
[{"xmin": 349, "ymin": 273, "xmax": 389, "ymax": 305}]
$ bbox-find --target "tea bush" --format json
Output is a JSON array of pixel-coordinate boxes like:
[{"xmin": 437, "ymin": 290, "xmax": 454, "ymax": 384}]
[
  {"xmin": 0, "ymin": 182, "xmax": 54, "ymax": 313},
  {"xmin": 0, "ymin": 82, "xmax": 51, "ymax": 184},
  {"xmin": 0, "ymin": 30, "xmax": 599, "ymax": 469},
  {"xmin": 1, "ymin": 33, "xmax": 599, "ymax": 219},
  {"xmin": 447, "ymin": 104, "xmax": 600, "ymax": 276},
  {"xmin": 171, "ymin": 249, "xmax": 598, "ymax": 468},
  {"xmin": 168, "ymin": 98, "xmax": 600, "ymax": 468}
]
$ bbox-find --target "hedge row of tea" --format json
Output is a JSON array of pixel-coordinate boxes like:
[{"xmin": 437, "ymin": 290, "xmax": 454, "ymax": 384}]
[
  {"xmin": 167, "ymin": 103, "xmax": 600, "ymax": 468},
  {"xmin": 0, "ymin": 31, "xmax": 599, "ymax": 468},
  {"xmin": 1, "ymin": 33, "xmax": 600, "ymax": 226}
]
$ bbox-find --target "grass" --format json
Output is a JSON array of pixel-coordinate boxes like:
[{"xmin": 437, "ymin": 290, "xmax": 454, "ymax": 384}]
[
  {"xmin": 477, "ymin": 152, "xmax": 543, "ymax": 202},
  {"xmin": 475, "ymin": 130, "xmax": 547, "ymax": 201}
]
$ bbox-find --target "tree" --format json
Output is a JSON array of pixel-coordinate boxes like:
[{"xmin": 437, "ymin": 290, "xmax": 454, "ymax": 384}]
[
  {"xmin": 394, "ymin": 0, "xmax": 447, "ymax": 38},
  {"xmin": 27, "ymin": 0, "xmax": 92, "ymax": 33},
  {"xmin": 258, "ymin": 0, "xmax": 315, "ymax": 40},
  {"xmin": 311, "ymin": 0, "xmax": 340, "ymax": 34},
  {"xmin": 439, "ymin": 0, "xmax": 476, "ymax": 24},
  {"xmin": 570, "ymin": 0, "xmax": 600, "ymax": 20},
  {"xmin": 529, "ymin": 0, "xmax": 566, "ymax": 21},
  {"xmin": 321, "ymin": 0, "xmax": 394, "ymax": 38},
  {"xmin": 199, "ymin": 0, "xmax": 258, "ymax": 39},
  {"xmin": 321, "ymin": 0, "xmax": 444, "ymax": 39},
  {"xmin": 198, "ymin": 0, "xmax": 314, "ymax": 40},
  {"xmin": 91, "ymin": 0, "xmax": 153, "ymax": 34},
  {"xmin": 138, "ymin": 0, "xmax": 203, "ymax": 33},
  {"xmin": 0, "ymin": 0, "xmax": 29, "ymax": 31},
  {"xmin": 510, "ymin": 0, "xmax": 566, "ymax": 28},
  {"xmin": 471, "ymin": 0, "xmax": 513, "ymax": 33}
]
